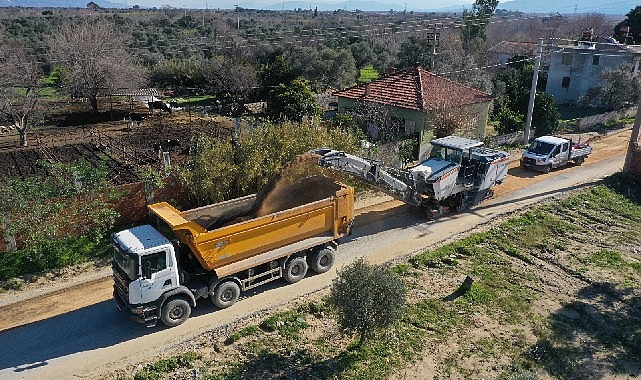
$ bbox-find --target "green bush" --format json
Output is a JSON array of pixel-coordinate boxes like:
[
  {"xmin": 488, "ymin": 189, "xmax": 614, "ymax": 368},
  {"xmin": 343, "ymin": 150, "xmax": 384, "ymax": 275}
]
[
  {"xmin": 180, "ymin": 119, "xmax": 362, "ymax": 205},
  {"xmin": 0, "ymin": 159, "xmax": 121, "ymax": 280},
  {"xmin": 328, "ymin": 258, "xmax": 407, "ymax": 345}
]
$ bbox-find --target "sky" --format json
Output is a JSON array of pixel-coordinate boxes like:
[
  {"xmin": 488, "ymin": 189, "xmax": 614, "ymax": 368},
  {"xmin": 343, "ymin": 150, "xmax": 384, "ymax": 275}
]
[{"xmin": 124, "ymin": 0, "xmax": 480, "ymax": 11}]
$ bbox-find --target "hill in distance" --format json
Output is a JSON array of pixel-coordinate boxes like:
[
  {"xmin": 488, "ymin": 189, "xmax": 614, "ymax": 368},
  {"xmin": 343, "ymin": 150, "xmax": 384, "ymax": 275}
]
[{"xmin": 0, "ymin": 0, "xmax": 637, "ymax": 15}]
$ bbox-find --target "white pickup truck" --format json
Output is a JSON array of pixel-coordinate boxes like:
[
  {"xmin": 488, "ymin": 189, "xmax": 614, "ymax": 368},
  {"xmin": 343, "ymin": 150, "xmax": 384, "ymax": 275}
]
[{"xmin": 520, "ymin": 135, "xmax": 592, "ymax": 173}]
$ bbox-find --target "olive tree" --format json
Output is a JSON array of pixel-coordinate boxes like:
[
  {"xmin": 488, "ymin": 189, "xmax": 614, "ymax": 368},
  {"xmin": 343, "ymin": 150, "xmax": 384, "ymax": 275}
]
[
  {"xmin": 50, "ymin": 18, "xmax": 144, "ymax": 113},
  {"xmin": 579, "ymin": 64, "xmax": 641, "ymax": 111},
  {"xmin": 461, "ymin": 0, "xmax": 499, "ymax": 53},
  {"xmin": 328, "ymin": 258, "xmax": 407, "ymax": 346}
]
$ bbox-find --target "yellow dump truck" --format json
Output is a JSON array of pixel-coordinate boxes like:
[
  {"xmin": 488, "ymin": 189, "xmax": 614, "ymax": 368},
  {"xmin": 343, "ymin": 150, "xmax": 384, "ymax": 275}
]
[{"xmin": 112, "ymin": 177, "xmax": 354, "ymax": 327}]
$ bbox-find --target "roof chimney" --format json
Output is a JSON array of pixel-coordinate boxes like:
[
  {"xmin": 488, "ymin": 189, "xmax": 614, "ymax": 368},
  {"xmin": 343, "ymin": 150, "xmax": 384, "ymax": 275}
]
[{"xmin": 365, "ymin": 83, "xmax": 371, "ymax": 97}]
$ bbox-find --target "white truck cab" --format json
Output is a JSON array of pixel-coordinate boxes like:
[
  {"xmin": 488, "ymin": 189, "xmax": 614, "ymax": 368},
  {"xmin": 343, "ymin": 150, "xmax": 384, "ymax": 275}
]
[{"xmin": 112, "ymin": 225, "xmax": 193, "ymax": 327}]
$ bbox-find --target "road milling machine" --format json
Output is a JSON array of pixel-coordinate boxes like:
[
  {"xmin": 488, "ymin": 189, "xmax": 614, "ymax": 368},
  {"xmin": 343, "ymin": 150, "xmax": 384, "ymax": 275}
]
[{"xmin": 314, "ymin": 136, "xmax": 510, "ymax": 215}]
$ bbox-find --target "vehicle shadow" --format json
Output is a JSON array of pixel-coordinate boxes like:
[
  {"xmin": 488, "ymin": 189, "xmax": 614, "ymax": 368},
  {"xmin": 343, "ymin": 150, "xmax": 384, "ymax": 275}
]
[
  {"xmin": 0, "ymin": 300, "xmax": 153, "ymax": 373},
  {"xmin": 524, "ymin": 282, "xmax": 641, "ymax": 379},
  {"xmin": 508, "ymin": 166, "xmax": 543, "ymax": 178}
]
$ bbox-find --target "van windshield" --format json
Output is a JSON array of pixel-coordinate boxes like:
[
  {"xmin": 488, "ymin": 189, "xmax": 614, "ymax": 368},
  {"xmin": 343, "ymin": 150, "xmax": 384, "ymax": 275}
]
[{"xmin": 527, "ymin": 140, "xmax": 555, "ymax": 156}]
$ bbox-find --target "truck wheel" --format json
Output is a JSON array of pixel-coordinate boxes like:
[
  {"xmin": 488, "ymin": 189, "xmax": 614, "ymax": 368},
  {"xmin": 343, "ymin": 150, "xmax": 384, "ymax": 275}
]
[
  {"xmin": 310, "ymin": 247, "xmax": 335, "ymax": 274},
  {"xmin": 284, "ymin": 256, "xmax": 308, "ymax": 283},
  {"xmin": 160, "ymin": 297, "xmax": 191, "ymax": 327},
  {"xmin": 543, "ymin": 164, "xmax": 552, "ymax": 174},
  {"xmin": 212, "ymin": 280, "xmax": 240, "ymax": 309},
  {"xmin": 574, "ymin": 157, "xmax": 585, "ymax": 165}
]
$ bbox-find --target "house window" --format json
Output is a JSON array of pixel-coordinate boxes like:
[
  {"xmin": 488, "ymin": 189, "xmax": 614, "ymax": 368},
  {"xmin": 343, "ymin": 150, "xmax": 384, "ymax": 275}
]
[
  {"xmin": 592, "ymin": 55, "xmax": 600, "ymax": 65},
  {"xmin": 561, "ymin": 53, "xmax": 573, "ymax": 66},
  {"xmin": 562, "ymin": 77, "xmax": 571, "ymax": 88}
]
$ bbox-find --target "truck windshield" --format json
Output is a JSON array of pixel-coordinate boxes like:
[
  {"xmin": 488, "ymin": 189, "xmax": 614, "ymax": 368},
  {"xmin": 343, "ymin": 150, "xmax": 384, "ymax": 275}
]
[
  {"xmin": 113, "ymin": 246, "xmax": 139, "ymax": 281},
  {"xmin": 430, "ymin": 145, "xmax": 462, "ymax": 164},
  {"xmin": 527, "ymin": 141, "xmax": 555, "ymax": 156}
]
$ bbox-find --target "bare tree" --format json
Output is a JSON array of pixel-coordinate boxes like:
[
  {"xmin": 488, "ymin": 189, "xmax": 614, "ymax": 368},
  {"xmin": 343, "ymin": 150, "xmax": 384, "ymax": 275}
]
[
  {"xmin": 50, "ymin": 18, "xmax": 144, "ymax": 113},
  {"xmin": 0, "ymin": 40, "xmax": 45, "ymax": 147}
]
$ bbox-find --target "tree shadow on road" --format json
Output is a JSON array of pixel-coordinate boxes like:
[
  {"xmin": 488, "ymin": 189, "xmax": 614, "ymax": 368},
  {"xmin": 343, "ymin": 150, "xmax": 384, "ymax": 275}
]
[{"xmin": 526, "ymin": 282, "xmax": 641, "ymax": 379}]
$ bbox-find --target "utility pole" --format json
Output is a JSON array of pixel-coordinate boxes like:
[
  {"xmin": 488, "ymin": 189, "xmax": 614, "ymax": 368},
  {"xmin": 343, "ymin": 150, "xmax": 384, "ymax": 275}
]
[
  {"xmin": 524, "ymin": 38, "xmax": 544, "ymax": 145},
  {"xmin": 623, "ymin": 95, "xmax": 641, "ymax": 177}
]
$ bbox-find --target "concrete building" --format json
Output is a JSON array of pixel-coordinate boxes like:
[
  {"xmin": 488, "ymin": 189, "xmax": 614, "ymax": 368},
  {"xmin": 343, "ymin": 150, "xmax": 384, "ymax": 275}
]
[{"xmin": 546, "ymin": 39, "xmax": 641, "ymax": 105}]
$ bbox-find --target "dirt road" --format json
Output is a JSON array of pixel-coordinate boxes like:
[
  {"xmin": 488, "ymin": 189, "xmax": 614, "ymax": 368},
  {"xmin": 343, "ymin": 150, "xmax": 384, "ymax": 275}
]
[{"xmin": 0, "ymin": 128, "xmax": 631, "ymax": 379}]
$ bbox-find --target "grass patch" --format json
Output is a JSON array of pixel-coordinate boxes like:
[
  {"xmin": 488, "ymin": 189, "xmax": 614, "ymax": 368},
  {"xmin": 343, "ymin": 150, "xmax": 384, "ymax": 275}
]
[
  {"xmin": 133, "ymin": 351, "xmax": 200, "ymax": 380},
  {"xmin": 259, "ymin": 310, "xmax": 308, "ymax": 339},
  {"xmin": 168, "ymin": 95, "xmax": 215, "ymax": 108},
  {"xmin": 580, "ymin": 249, "xmax": 627, "ymax": 269},
  {"xmin": 0, "ymin": 235, "xmax": 111, "ymax": 287},
  {"xmin": 357, "ymin": 64, "xmax": 380, "ymax": 83},
  {"xmin": 224, "ymin": 324, "xmax": 260, "ymax": 345}
]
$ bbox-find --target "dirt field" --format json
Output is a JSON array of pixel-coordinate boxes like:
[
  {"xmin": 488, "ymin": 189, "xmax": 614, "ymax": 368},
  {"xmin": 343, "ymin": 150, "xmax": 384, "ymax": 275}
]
[{"xmin": 0, "ymin": 98, "xmax": 233, "ymax": 184}]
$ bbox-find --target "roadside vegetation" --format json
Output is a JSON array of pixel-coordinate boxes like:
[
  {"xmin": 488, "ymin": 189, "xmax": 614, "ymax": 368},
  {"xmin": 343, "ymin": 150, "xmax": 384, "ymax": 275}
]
[
  {"xmin": 0, "ymin": 160, "xmax": 121, "ymax": 290},
  {"xmin": 113, "ymin": 173, "xmax": 641, "ymax": 379},
  {"xmin": 0, "ymin": 119, "xmax": 364, "ymax": 287}
]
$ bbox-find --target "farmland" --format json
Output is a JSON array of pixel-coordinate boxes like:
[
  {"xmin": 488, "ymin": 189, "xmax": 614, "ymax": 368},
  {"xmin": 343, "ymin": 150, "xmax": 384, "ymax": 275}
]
[{"xmin": 0, "ymin": 98, "xmax": 233, "ymax": 184}]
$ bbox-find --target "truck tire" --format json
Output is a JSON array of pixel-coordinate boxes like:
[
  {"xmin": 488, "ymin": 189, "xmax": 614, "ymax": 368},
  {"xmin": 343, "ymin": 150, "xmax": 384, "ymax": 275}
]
[
  {"xmin": 310, "ymin": 247, "xmax": 335, "ymax": 274},
  {"xmin": 543, "ymin": 164, "xmax": 552, "ymax": 174},
  {"xmin": 160, "ymin": 297, "xmax": 191, "ymax": 327},
  {"xmin": 284, "ymin": 256, "xmax": 308, "ymax": 284},
  {"xmin": 574, "ymin": 156, "xmax": 585, "ymax": 165},
  {"xmin": 212, "ymin": 280, "xmax": 240, "ymax": 309}
]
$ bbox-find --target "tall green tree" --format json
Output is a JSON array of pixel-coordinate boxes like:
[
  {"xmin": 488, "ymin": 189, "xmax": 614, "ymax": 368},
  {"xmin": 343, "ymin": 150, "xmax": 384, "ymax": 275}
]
[
  {"xmin": 614, "ymin": 6, "xmax": 641, "ymax": 44},
  {"xmin": 492, "ymin": 56, "xmax": 559, "ymax": 136},
  {"xmin": 461, "ymin": 0, "xmax": 499, "ymax": 53},
  {"xmin": 328, "ymin": 258, "xmax": 407, "ymax": 346},
  {"xmin": 266, "ymin": 78, "xmax": 322, "ymax": 122},
  {"xmin": 397, "ymin": 35, "xmax": 436, "ymax": 70},
  {"xmin": 258, "ymin": 54, "xmax": 294, "ymax": 87}
]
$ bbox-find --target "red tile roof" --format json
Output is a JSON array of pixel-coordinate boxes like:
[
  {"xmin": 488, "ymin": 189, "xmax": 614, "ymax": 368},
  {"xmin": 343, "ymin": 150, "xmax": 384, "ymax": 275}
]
[{"xmin": 333, "ymin": 67, "xmax": 493, "ymax": 112}]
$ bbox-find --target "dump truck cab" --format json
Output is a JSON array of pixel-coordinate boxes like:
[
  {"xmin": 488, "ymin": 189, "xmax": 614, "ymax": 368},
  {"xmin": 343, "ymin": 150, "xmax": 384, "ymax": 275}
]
[{"xmin": 112, "ymin": 225, "xmax": 192, "ymax": 327}]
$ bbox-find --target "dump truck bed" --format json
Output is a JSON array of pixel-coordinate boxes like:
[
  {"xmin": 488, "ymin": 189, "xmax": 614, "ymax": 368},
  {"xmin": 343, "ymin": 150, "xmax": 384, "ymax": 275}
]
[{"xmin": 148, "ymin": 177, "xmax": 354, "ymax": 273}]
